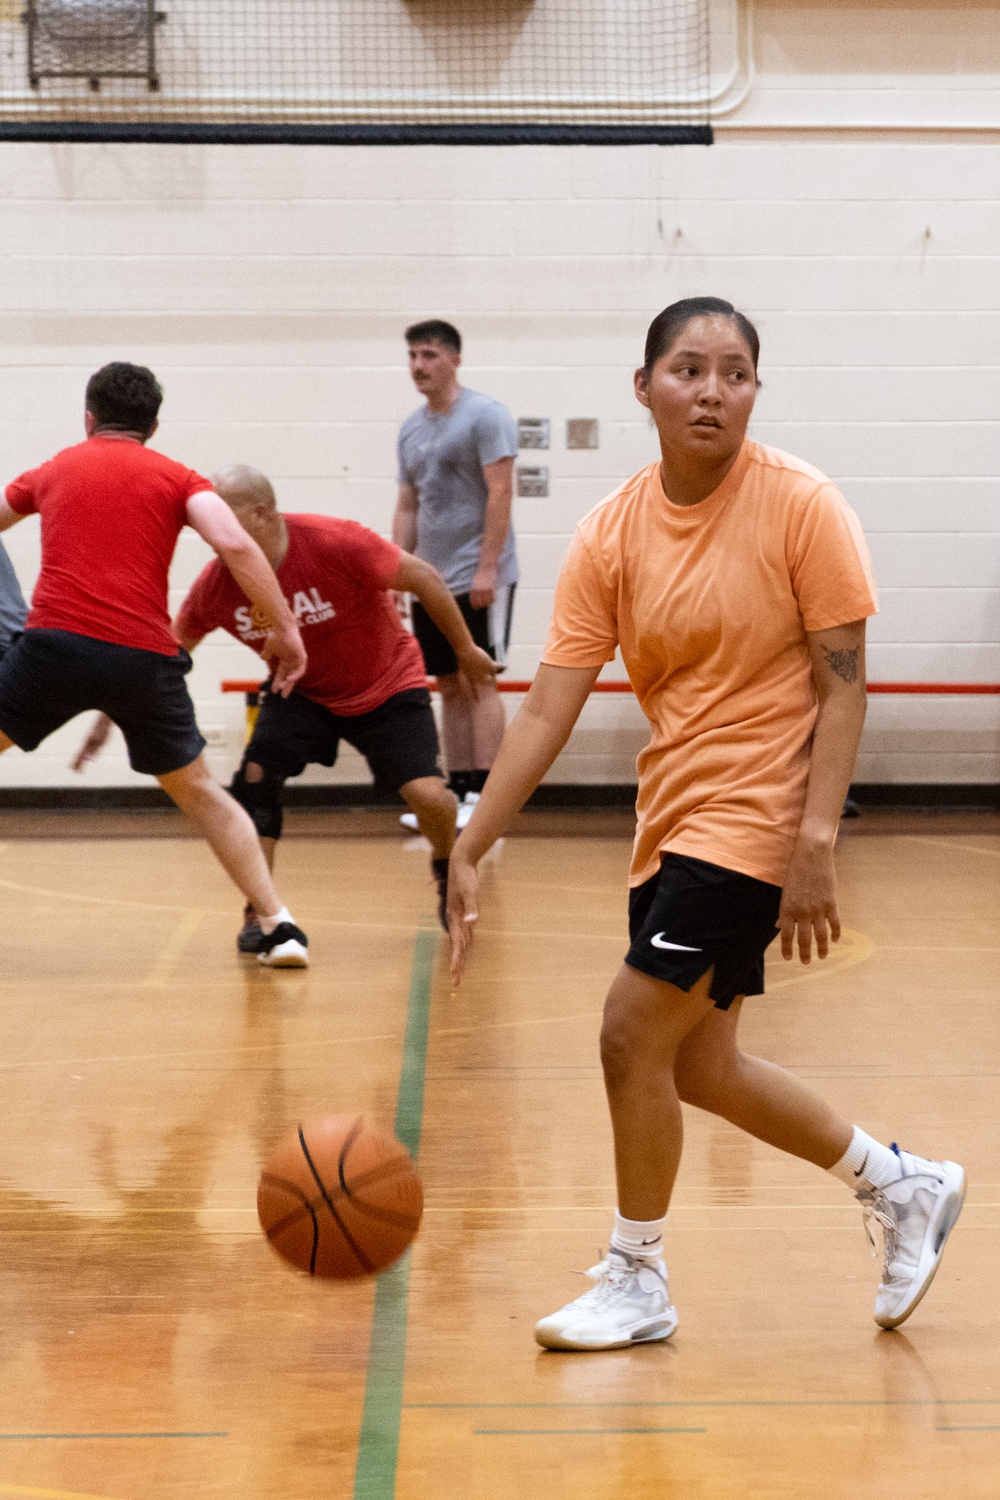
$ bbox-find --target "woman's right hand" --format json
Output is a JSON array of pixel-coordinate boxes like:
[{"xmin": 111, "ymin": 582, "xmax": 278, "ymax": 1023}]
[{"xmin": 447, "ymin": 851, "xmax": 481, "ymax": 986}]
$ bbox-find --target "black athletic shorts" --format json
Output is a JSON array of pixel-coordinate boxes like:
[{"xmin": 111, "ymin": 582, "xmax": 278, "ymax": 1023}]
[
  {"xmin": 243, "ymin": 684, "xmax": 443, "ymax": 791},
  {"xmin": 0, "ymin": 627, "xmax": 205, "ymax": 777},
  {"xmin": 626, "ymin": 852, "xmax": 783, "ymax": 1010},
  {"xmin": 0, "ymin": 627, "xmax": 205, "ymax": 780},
  {"xmin": 411, "ymin": 586, "xmax": 515, "ymax": 679}
]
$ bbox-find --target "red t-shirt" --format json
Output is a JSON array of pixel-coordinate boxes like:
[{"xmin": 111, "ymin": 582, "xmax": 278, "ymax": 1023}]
[
  {"xmin": 5, "ymin": 435, "xmax": 212, "ymax": 656},
  {"xmin": 177, "ymin": 513, "xmax": 428, "ymax": 716}
]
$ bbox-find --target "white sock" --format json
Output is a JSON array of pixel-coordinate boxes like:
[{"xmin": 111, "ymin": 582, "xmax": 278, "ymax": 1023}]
[
  {"xmin": 258, "ymin": 906, "xmax": 292, "ymax": 937},
  {"xmin": 828, "ymin": 1127, "xmax": 902, "ymax": 1194},
  {"xmin": 610, "ymin": 1210, "xmax": 666, "ymax": 1263}
]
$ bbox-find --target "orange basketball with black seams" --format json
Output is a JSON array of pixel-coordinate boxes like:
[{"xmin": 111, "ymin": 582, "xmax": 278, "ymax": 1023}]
[{"xmin": 257, "ymin": 1113, "xmax": 423, "ymax": 1278}]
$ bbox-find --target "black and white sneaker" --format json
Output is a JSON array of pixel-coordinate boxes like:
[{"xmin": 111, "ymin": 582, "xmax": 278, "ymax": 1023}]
[
  {"xmin": 237, "ymin": 905, "xmax": 266, "ymax": 955},
  {"xmin": 431, "ymin": 857, "xmax": 449, "ymax": 933},
  {"xmin": 257, "ymin": 921, "xmax": 309, "ymax": 968}
]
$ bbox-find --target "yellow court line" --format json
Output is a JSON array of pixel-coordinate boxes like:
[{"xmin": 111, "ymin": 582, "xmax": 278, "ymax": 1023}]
[
  {"xmin": 0, "ymin": 870, "xmax": 661, "ymax": 946},
  {"xmin": 442, "ymin": 927, "xmax": 875, "ymax": 1029},
  {"xmin": 900, "ymin": 835, "xmax": 1000, "ymax": 862},
  {"xmin": 0, "ymin": 1485, "xmax": 128, "ymax": 1500},
  {"xmin": 765, "ymin": 927, "xmax": 874, "ymax": 991},
  {"xmin": 485, "ymin": 879, "xmax": 626, "ymax": 898},
  {"xmin": 6, "ymin": 1200, "xmax": 998, "ymax": 1220},
  {"xmin": 876, "ymin": 944, "xmax": 1000, "ymax": 953},
  {"xmin": 0, "ymin": 1024, "xmax": 403, "ymax": 1073},
  {"xmin": 0, "ymin": 872, "xmax": 198, "ymax": 915},
  {"xmin": 473, "ymin": 925, "xmax": 624, "ymax": 943},
  {"xmin": 0, "ymin": 875, "xmax": 424, "ymax": 932},
  {"xmin": 0, "ymin": 870, "xmax": 620, "ymax": 945},
  {"xmin": 140, "ymin": 909, "xmax": 203, "ymax": 989}
]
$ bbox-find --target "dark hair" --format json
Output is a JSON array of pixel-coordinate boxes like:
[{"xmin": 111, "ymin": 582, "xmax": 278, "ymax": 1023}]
[
  {"xmin": 643, "ymin": 297, "xmax": 760, "ymax": 374},
  {"xmin": 85, "ymin": 362, "xmax": 163, "ymax": 436},
  {"xmin": 405, "ymin": 319, "xmax": 462, "ymax": 354}
]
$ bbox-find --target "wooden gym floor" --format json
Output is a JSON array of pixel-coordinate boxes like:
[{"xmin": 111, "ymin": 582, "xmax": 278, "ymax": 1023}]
[{"xmin": 0, "ymin": 808, "xmax": 997, "ymax": 1500}]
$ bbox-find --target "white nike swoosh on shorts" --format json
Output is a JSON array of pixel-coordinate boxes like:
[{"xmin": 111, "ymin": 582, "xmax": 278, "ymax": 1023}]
[{"xmin": 650, "ymin": 933, "xmax": 703, "ymax": 952}]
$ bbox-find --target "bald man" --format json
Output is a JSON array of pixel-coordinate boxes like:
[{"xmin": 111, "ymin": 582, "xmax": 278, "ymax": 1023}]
[{"xmin": 167, "ymin": 467, "xmax": 498, "ymax": 949}]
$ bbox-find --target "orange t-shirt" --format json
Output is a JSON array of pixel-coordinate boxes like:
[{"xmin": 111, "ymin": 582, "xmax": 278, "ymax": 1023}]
[{"xmin": 542, "ymin": 440, "xmax": 878, "ymax": 889}]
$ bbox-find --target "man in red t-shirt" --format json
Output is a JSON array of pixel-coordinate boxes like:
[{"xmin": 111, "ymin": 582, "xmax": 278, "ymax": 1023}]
[
  {"xmin": 170, "ymin": 464, "xmax": 497, "ymax": 949},
  {"xmin": 0, "ymin": 362, "xmax": 311, "ymax": 967}
]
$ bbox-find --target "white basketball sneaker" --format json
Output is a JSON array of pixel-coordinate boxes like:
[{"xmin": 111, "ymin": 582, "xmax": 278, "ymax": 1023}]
[
  {"xmin": 856, "ymin": 1146, "xmax": 965, "ymax": 1330},
  {"xmin": 399, "ymin": 791, "xmax": 479, "ymax": 833},
  {"xmin": 534, "ymin": 1249, "xmax": 678, "ymax": 1351},
  {"xmin": 456, "ymin": 791, "xmax": 480, "ymax": 829}
]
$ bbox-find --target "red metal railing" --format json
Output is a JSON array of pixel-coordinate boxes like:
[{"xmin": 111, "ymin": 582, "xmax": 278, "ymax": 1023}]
[{"xmin": 222, "ymin": 678, "xmax": 1000, "ymax": 696}]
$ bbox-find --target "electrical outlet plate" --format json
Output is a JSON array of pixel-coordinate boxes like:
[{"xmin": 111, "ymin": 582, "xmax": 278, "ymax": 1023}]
[
  {"xmin": 518, "ymin": 417, "xmax": 550, "ymax": 450},
  {"xmin": 516, "ymin": 466, "xmax": 549, "ymax": 498},
  {"xmin": 567, "ymin": 418, "xmax": 599, "ymax": 450}
]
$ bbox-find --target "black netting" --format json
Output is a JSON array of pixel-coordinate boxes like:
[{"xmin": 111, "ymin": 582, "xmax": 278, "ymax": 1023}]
[{"xmin": 0, "ymin": 0, "xmax": 712, "ymax": 143}]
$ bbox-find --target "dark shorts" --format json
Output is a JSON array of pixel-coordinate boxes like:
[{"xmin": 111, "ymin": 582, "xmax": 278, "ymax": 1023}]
[
  {"xmin": 243, "ymin": 684, "xmax": 443, "ymax": 791},
  {"xmin": 411, "ymin": 586, "xmax": 515, "ymax": 679},
  {"xmin": 626, "ymin": 852, "xmax": 783, "ymax": 1010},
  {"xmin": 0, "ymin": 627, "xmax": 205, "ymax": 777}
]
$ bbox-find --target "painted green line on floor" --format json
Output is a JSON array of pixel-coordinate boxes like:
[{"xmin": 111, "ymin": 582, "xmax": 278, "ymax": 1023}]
[
  {"xmin": 353, "ymin": 925, "xmax": 436, "ymax": 1500},
  {"xmin": 0, "ymin": 1433, "xmax": 227, "ymax": 1441},
  {"xmin": 393, "ymin": 927, "xmax": 436, "ymax": 1159}
]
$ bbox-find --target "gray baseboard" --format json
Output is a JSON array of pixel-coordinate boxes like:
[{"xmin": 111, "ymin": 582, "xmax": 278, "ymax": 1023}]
[
  {"xmin": 847, "ymin": 783, "xmax": 1000, "ymax": 810},
  {"xmin": 0, "ymin": 782, "xmax": 996, "ymax": 813}
]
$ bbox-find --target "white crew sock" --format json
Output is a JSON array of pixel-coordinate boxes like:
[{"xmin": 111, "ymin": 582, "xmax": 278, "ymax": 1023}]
[
  {"xmin": 610, "ymin": 1210, "xmax": 666, "ymax": 1263},
  {"xmin": 827, "ymin": 1126, "xmax": 903, "ymax": 1194},
  {"xmin": 258, "ymin": 906, "xmax": 293, "ymax": 937}
]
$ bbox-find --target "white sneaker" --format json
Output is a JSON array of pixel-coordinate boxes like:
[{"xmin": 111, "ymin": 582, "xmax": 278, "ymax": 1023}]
[
  {"xmin": 857, "ymin": 1146, "xmax": 965, "ymax": 1330},
  {"xmin": 400, "ymin": 790, "xmax": 478, "ymax": 833},
  {"xmin": 534, "ymin": 1249, "xmax": 678, "ymax": 1351},
  {"xmin": 456, "ymin": 791, "xmax": 480, "ymax": 829}
]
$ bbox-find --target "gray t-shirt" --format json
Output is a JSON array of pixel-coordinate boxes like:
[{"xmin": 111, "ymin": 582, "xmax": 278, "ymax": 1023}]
[
  {"xmin": 397, "ymin": 386, "xmax": 519, "ymax": 595},
  {"xmin": 0, "ymin": 538, "xmax": 27, "ymax": 652}
]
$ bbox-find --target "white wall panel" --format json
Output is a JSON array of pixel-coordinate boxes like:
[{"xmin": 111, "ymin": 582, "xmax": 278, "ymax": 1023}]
[
  {"xmin": 869, "ymin": 590, "xmax": 996, "ymax": 643},
  {"xmin": 0, "ymin": 4, "xmax": 998, "ymax": 791},
  {"xmin": 750, "ymin": 420, "xmax": 1000, "ymax": 477},
  {"xmin": 846, "ymin": 481, "xmax": 997, "ymax": 535},
  {"xmin": 866, "ymin": 536, "xmax": 1000, "ymax": 591},
  {"xmin": 757, "ymin": 370, "xmax": 1000, "ymax": 426},
  {"xmin": 868, "ymin": 645, "xmax": 1000, "ymax": 681}
]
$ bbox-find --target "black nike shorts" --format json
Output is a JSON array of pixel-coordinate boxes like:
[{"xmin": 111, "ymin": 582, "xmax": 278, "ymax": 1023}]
[
  {"xmin": 0, "ymin": 627, "xmax": 205, "ymax": 776},
  {"xmin": 411, "ymin": 586, "xmax": 515, "ymax": 679},
  {"xmin": 242, "ymin": 684, "xmax": 443, "ymax": 791},
  {"xmin": 626, "ymin": 852, "xmax": 783, "ymax": 1010}
]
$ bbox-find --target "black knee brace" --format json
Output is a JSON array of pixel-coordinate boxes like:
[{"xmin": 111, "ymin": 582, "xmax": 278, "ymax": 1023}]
[{"xmin": 230, "ymin": 759, "xmax": 285, "ymax": 841}]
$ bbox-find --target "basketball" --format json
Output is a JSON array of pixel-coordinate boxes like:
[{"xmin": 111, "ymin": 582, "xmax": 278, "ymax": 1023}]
[{"xmin": 257, "ymin": 1114, "xmax": 423, "ymax": 1279}]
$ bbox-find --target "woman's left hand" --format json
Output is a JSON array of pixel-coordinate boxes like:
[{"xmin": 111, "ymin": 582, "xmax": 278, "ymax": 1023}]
[{"xmin": 777, "ymin": 837, "xmax": 841, "ymax": 964}]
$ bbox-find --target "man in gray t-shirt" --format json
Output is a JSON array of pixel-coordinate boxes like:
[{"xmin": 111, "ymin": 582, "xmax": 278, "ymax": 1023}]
[
  {"xmin": 0, "ymin": 538, "xmax": 27, "ymax": 656},
  {"xmin": 393, "ymin": 319, "xmax": 518, "ymax": 825}
]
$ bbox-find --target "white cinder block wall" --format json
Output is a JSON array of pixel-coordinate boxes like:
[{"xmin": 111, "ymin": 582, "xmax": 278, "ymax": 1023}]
[{"xmin": 0, "ymin": 0, "xmax": 997, "ymax": 791}]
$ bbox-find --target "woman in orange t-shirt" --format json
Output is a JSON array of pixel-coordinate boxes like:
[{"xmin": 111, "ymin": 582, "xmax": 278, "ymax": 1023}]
[{"xmin": 447, "ymin": 298, "xmax": 964, "ymax": 1351}]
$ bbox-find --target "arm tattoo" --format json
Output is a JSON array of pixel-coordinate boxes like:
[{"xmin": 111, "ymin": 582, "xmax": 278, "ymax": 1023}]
[{"xmin": 820, "ymin": 644, "xmax": 859, "ymax": 685}]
